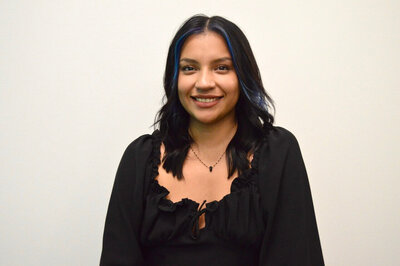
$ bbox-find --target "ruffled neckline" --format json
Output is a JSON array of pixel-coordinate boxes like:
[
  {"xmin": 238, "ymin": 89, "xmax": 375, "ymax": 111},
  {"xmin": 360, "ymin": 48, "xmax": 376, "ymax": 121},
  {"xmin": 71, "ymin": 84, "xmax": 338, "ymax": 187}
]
[{"xmin": 148, "ymin": 130, "xmax": 262, "ymax": 212}]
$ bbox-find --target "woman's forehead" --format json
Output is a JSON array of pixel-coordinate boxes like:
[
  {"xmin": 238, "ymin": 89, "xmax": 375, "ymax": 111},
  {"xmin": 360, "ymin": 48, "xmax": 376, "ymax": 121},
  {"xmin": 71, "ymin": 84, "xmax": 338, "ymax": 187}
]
[{"xmin": 180, "ymin": 31, "xmax": 231, "ymax": 60}]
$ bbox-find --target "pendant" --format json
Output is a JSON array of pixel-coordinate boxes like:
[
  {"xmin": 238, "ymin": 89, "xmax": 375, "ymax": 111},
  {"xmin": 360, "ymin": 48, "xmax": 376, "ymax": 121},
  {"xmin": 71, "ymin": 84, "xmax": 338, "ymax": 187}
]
[{"xmin": 209, "ymin": 166, "xmax": 213, "ymax": 172}]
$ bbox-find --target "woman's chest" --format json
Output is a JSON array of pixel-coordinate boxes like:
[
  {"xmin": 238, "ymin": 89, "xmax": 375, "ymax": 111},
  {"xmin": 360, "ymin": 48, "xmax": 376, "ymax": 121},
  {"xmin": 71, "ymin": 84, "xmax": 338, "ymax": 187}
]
[
  {"xmin": 156, "ymin": 159, "xmax": 238, "ymax": 204},
  {"xmin": 141, "ymin": 166, "xmax": 265, "ymax": 247}
]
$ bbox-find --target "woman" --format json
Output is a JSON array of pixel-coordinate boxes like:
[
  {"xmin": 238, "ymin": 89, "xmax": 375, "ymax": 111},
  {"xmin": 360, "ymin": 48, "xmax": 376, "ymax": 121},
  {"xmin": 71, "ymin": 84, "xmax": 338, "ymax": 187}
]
[{"xmin": 100, "ymin": 15, "xmax": 324, "ymax": 266}]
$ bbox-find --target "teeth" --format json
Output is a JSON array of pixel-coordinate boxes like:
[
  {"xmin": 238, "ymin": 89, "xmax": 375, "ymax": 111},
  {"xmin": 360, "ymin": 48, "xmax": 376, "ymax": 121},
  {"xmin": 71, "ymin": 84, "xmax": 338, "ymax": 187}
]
[{"xmin": 195, "ymin": 97, "xmax": 219, "ymax": 103}]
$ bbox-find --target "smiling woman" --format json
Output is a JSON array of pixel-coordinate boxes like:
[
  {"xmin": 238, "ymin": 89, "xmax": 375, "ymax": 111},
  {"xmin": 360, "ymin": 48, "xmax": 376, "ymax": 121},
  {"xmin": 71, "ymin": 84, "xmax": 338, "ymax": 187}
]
[
  {"xmin": 100, "ymin": 14, "xmax": 324, "ymax": 266},
  {"xmin": 178, "ymin": 32, "xmax": 239, "ymax": 127}
]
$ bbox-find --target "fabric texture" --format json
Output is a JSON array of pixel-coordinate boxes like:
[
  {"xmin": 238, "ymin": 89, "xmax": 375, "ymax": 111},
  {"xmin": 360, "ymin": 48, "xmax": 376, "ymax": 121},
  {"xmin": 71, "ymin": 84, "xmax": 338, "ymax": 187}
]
[{"xmin": 100, "ymin": 126, "xmax": 325, "ymax": 266}]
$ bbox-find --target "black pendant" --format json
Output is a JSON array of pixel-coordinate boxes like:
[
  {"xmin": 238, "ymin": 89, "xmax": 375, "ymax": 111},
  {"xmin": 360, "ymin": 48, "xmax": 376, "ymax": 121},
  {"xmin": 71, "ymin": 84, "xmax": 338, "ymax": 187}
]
[{"xmin": 209, "ymin": 166, "xmax": 213, "ymax": 172}]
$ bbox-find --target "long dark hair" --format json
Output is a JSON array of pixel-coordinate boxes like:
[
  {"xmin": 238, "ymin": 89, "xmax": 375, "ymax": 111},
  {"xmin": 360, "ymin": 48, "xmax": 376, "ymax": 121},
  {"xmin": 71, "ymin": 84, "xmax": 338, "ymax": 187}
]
[{"xmin": 154, "ymin": 14, "xmax": 275, "ymax": 180}]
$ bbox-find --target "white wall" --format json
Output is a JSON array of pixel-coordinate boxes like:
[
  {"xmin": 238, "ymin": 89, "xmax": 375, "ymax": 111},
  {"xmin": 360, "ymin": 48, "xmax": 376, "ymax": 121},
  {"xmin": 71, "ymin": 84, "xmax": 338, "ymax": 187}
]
[{"xmin": 1, "ymin": 0, "xmax": 399, "ymax": 265}]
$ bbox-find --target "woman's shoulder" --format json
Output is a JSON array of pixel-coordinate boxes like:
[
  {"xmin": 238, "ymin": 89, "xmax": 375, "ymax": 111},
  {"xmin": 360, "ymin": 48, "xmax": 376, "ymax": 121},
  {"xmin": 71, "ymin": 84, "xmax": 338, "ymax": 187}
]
[
  {"xmin": 256, "ymin": 126, "xmax": 308, "ymax": 189},
  {"xmin": 263, "ymin": 125, "xmax": 300, "ymax": 148},
  {"xmin": 255, "ymin": 125, "xmax": 303, "ymax": 164},
  {"xmin": 121, "ymin": 130, "xmax": 160, "ymax": 158}
]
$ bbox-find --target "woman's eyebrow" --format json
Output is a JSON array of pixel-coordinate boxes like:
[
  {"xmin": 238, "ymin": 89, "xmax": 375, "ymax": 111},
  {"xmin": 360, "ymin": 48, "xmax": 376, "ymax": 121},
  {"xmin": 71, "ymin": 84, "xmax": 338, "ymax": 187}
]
[{"xmin": 179, "ymin": 57, "xmax": 232, "ymax": 64}]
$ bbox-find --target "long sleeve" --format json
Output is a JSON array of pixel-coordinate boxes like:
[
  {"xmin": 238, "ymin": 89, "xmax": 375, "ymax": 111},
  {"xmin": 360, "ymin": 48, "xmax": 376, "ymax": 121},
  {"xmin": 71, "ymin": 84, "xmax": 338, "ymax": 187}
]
[
  {"xmin": 100, "ymin": 135, "xmax": 152, "ymax": 266},
  {"xmin": 258, "ymin": 127, "xmax": 324, "ymax": 266}
]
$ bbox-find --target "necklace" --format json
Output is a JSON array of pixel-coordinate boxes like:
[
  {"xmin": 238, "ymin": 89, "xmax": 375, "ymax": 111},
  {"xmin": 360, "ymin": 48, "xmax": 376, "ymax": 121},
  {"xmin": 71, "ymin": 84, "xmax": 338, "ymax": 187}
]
[{"xmin": 190, "ymin": 146, "xmax": 226, "ymax": 172}]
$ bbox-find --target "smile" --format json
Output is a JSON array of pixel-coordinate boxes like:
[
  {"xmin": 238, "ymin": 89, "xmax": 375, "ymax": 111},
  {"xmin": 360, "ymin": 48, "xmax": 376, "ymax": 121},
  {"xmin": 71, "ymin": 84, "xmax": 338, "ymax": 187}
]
[
  {"xmin": 191, "ymin": 96, "xmax": 223, "ymax": 103},
  {"xmin": 195, "ymin": 97, "xmax": 219, "ymax": 103}
]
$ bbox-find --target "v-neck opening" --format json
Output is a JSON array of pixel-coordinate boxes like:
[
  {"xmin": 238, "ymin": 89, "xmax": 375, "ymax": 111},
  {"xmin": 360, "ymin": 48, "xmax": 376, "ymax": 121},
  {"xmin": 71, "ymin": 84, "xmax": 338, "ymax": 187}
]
[{"xmin": 149, "ymin": 130, "xmax": 262, "ymax": 209}]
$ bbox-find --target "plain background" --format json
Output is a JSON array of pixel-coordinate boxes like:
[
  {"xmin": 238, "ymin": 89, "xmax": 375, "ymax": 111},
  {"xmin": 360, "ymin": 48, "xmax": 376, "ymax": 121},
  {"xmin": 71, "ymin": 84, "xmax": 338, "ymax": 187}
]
[{"xmin": 1, "ymin": 0, "xmax": 399, "ymax": 265}]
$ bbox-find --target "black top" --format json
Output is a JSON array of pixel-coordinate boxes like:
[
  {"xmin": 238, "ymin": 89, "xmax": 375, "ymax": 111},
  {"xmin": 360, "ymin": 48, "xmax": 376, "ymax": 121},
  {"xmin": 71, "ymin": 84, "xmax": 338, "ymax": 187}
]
[{"xmin": 100, "ymin": 126, "xmax": 324, "ymax": 266}]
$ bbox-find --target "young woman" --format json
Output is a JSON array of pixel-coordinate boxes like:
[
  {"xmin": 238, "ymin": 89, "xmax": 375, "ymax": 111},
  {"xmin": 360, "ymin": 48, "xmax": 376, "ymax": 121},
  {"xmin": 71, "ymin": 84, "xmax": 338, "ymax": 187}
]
[{"xmin": 100, "ymin": 15, "xmax": 324, "ymax": 266}]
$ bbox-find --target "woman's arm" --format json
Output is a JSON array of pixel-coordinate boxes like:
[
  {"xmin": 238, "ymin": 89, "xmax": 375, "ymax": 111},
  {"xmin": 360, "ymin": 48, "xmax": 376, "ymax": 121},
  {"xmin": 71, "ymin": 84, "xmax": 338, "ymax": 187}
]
[
  {"xmin": 258, "ymin": 128, "xmax": 324, "ymax": 266},
  {"xmin": 100, "ymin": 135, "xmax": 152, "ymax": 266}
]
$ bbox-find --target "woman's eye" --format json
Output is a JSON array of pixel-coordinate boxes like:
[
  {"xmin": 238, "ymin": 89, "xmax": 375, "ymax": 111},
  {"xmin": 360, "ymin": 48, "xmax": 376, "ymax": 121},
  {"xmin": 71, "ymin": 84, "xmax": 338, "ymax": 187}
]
[
  {"xmin": 181, "ymin": 65, "xmax": 195, "ymax": 71},
  {"xmin": 216, "ymin": 65, "xmax": 230, "ymax": 71}
]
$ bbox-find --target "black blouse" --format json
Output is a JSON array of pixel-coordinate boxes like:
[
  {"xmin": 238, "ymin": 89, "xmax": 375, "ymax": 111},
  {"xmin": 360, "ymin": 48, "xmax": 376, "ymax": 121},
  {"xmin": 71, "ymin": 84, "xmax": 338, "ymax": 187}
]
[{"xmin": 100, "ymin": 126, "xmax": 324, "ymax": 266}]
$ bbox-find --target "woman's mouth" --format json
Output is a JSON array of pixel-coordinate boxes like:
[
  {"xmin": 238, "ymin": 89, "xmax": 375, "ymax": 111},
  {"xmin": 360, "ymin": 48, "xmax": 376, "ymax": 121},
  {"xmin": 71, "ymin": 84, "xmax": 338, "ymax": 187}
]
[
  {"xmin": 190, "ymin": 96, "xmax": 223, "ymax": 107},
  {"xmin": 193, "ymin": 97, "xmax": 221, "ymax": 102}
]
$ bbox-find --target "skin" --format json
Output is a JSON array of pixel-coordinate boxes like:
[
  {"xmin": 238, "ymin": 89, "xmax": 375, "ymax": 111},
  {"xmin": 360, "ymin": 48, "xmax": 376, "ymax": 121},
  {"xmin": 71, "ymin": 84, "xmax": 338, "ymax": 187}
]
[
  {"xmin": 157, "ymin": 31, "xmax": 243, "ymax": 229},
  {"xmin": 178, "ymin": 31, "xmax": 239, "ymax": 133}
]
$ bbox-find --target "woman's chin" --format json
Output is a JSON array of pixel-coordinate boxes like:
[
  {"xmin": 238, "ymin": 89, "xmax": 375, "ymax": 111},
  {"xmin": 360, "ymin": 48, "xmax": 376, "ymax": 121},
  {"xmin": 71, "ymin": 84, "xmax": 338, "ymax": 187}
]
[
  {"xmin": 191, "ymin": 117, "xmax": 217, "ymax": 125},
  {"xmin": 190, "ymin": 113, "xmax": 235, "ymax": 126}
]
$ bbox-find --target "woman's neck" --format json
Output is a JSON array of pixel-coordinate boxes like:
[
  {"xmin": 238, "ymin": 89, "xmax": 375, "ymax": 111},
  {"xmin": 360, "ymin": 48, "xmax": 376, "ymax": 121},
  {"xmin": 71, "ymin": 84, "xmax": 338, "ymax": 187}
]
[{"xmin": 189, "ymin": 116, "xmax": 237, "ymax": 155}]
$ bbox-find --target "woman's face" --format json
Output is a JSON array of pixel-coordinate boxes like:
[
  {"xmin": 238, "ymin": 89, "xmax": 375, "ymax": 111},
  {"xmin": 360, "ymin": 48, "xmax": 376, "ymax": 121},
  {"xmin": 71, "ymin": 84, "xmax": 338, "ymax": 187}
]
[{"xmin": 177, "ymin": 31, "xmax": 239, "ymax": 126}]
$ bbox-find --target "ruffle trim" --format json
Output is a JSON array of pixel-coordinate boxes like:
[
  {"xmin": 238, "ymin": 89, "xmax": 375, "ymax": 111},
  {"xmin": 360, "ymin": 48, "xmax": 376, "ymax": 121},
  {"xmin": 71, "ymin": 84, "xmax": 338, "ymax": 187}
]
[{"xmin": 148, "ymin": 130, "xmax": 262, "ymax": 213}]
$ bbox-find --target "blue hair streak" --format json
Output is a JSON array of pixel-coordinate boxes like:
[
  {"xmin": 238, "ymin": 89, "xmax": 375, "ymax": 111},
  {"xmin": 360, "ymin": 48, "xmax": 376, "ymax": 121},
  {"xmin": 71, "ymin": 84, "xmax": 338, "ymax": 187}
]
[
  {"xmin": 172, "ymin": 27, "xmax": 203, "ymax": 89},
  {"xmin": 212, "ymin": 25, "xmax": 269, "ymax": 112}
]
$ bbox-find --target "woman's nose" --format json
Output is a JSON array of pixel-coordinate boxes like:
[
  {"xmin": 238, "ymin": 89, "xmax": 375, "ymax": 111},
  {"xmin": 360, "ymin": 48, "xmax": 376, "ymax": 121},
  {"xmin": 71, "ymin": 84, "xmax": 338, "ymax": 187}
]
[{"xmin": 195, "ymin": 70, "xmax": 215, "ymax": 90}]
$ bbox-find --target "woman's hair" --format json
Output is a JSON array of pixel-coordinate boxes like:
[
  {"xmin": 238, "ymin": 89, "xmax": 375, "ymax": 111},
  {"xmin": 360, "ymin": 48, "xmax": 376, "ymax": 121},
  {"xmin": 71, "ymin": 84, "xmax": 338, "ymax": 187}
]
[{"xmin": 154, "ymin": 14, "xmax": 275, "ymax": 180}]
